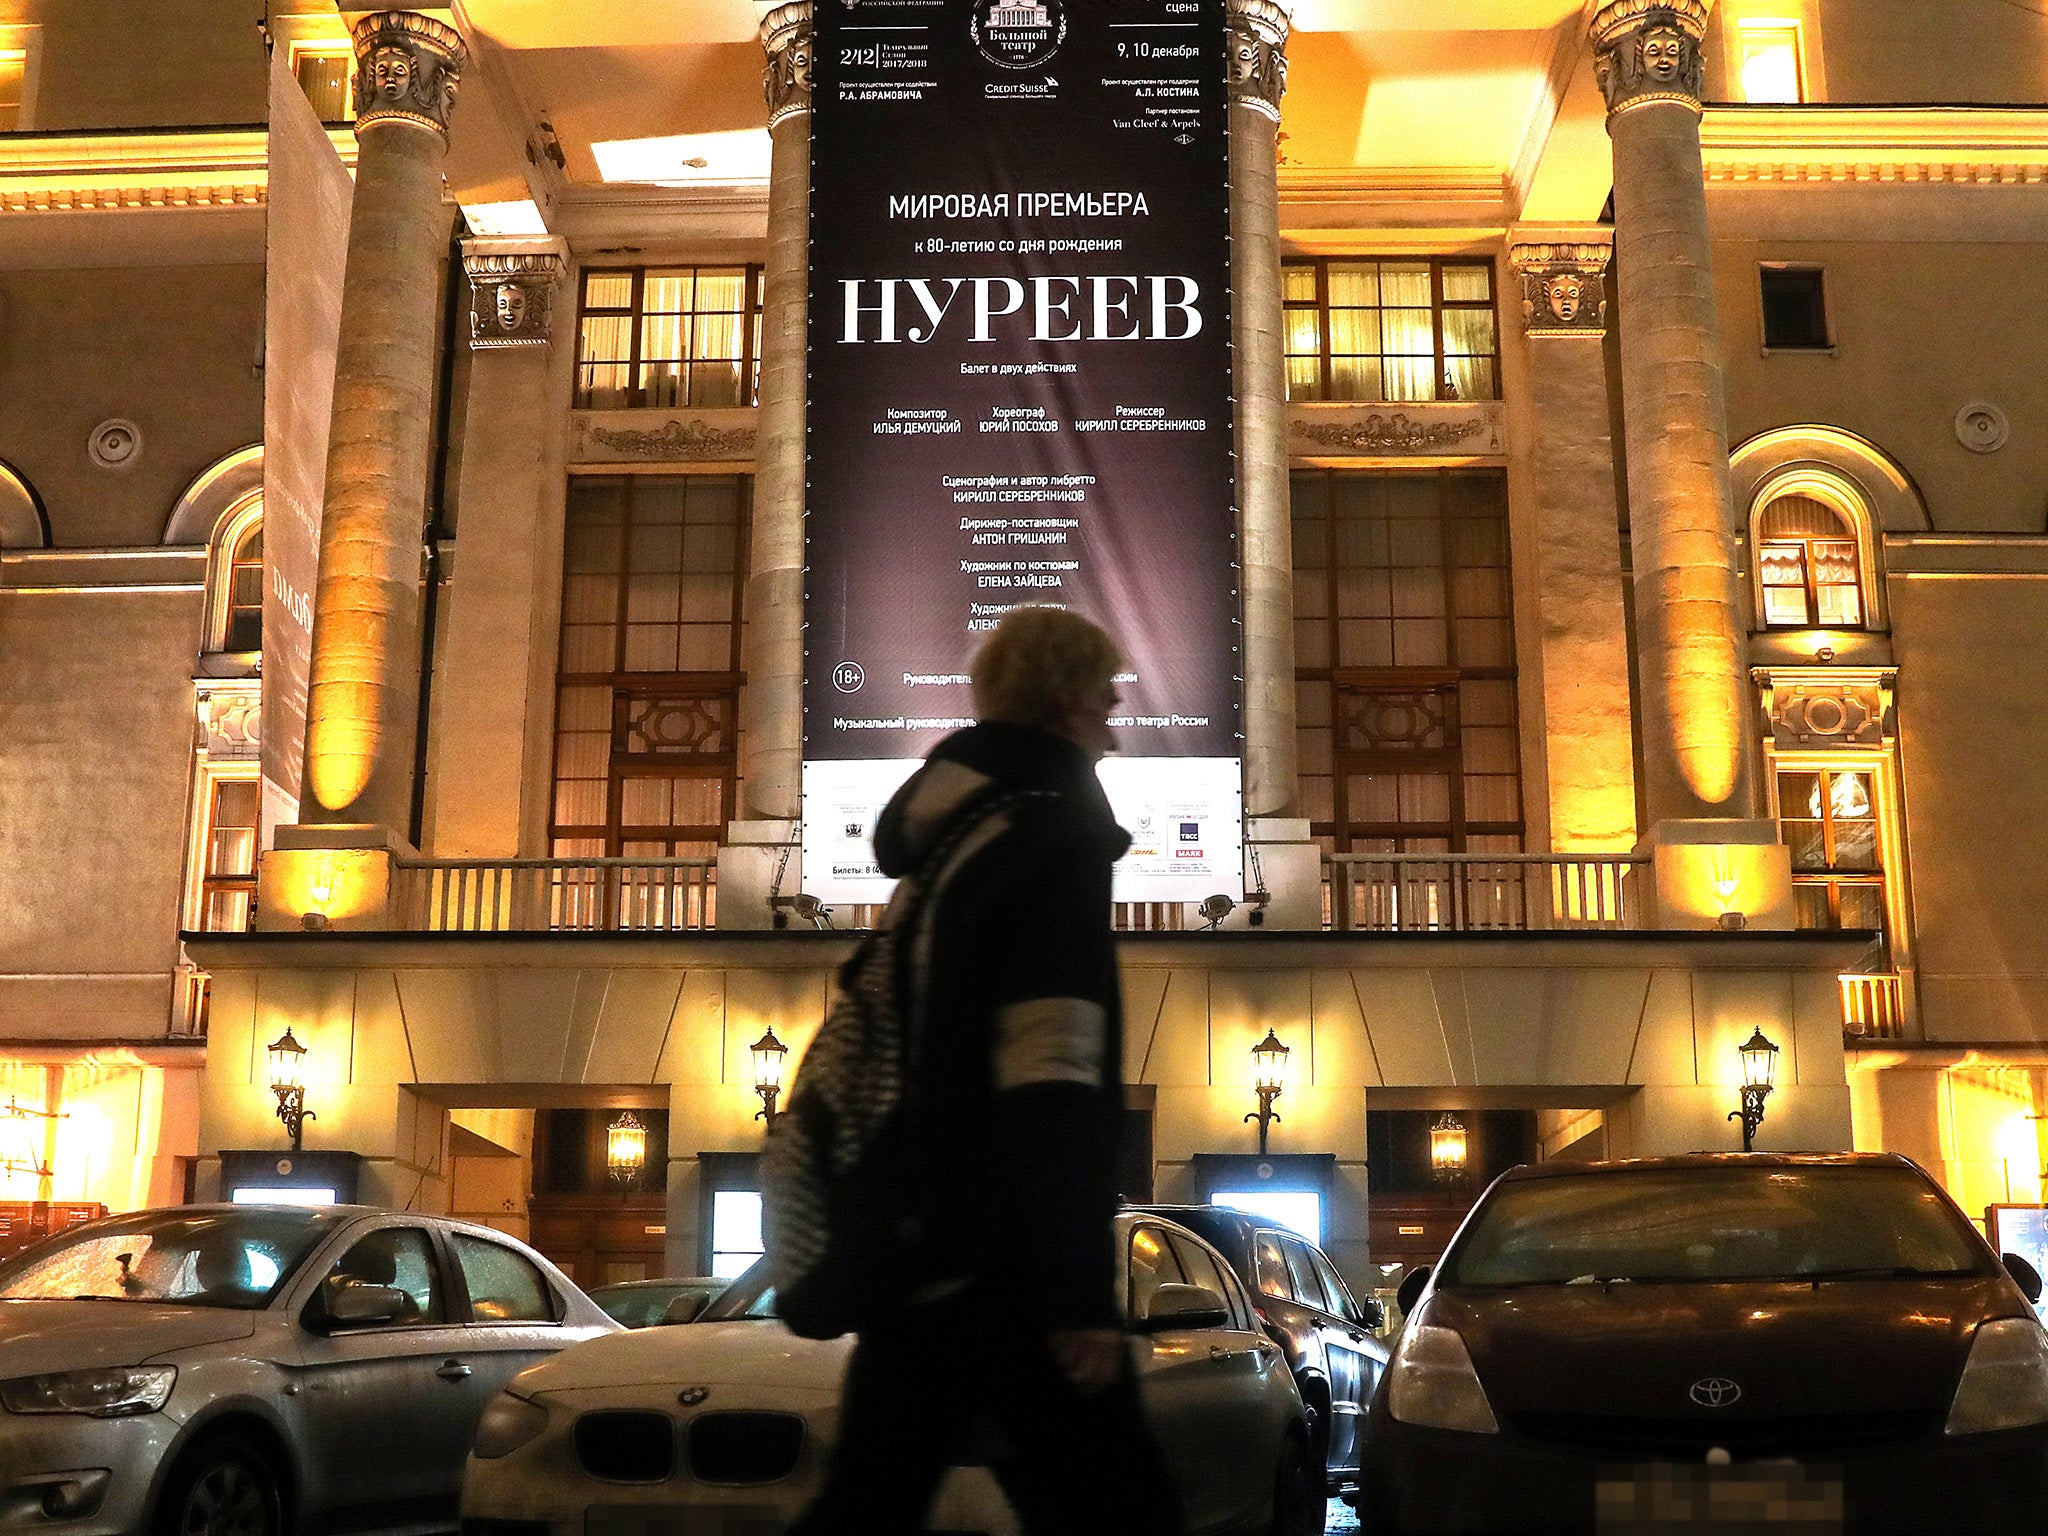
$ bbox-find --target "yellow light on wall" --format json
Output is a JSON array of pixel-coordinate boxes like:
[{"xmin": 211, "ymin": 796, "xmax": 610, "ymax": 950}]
[
  {"xmin": 0, "ymin": 1100, "xmax": 53, "ymax": 1180},
  {"xmin": 1737, "ymin": 22, "xmax": 1804, "ymax": 104},
  {"xmin": 607, "ymin": 1112, "xmax": 648, "ymax": 1187},
  {"xmin": 1430, "ymin": 1113, "xmax": 1469, "ymax": 1183}
]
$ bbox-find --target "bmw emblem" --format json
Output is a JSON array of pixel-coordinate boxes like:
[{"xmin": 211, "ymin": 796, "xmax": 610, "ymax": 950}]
[
  {"xmin": 1689, "ymin": 1377, "xmax": 1742, "ymax": 1408},
  {"xmin": 678, "ymin": 1387, "xmax": 711, "ymax": 1406}
]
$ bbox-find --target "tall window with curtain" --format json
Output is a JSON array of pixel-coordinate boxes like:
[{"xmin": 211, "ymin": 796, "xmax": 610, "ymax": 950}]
[
  {"xmin": 1756, "ymin": 494, "xmax": 1863, "ymax": 628},
  {"xmin": 551, "ymin": 476, "xmax": 750, "ymax": 859},
  {"xmin": 574, "ymin": 267, "xmax": 765, "ymax": 410},
  {"xmin": 192, "ymin": 775, "xmax": 259, "ymax": 932},
  {"xmin": 1282, "ymin": 258, "xmax": 1499, "ymax": 404},
  {"xmin": 1776, "ymin": 766, "xmax": 1885, "ymax": 934},
  {"xmin": 1291, "ymin": 469, "xmax": 1524, "ymax": 854}
]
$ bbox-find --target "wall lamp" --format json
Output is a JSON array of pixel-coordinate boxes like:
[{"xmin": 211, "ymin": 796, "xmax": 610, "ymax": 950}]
[
  {"xmin": 1430, "ymin": 1113, "xmax": 1469, "ymax": 1185},
  {"xmin": 607, "ymin": 1111, "xmax": 648, "ymax": 1189},
  {"xmin": 267, "ymin": 1028, "xmax": 316, "ymax": 1152},
  {"xmin": 1729, "ymin": 1028, "xmax": 1780, "ymax": 1152},
  {"xmin": 0, "ymin": 1098, "xmax": 61, "ymax": 1182},
  {"xmin": 752, "ymin": 1028, "xmax": 789, "ymax": 1124},
  {"xmin": 1246, "ymin": 1029, "xmax": 1290, "ymax": 1155}
]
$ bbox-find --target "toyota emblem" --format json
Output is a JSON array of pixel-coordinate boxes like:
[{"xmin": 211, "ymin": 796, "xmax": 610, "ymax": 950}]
[
  {"xmin": 678, "ymin": 1387, "xmax": 711, "ymax": 1406},
  {"xmin": 1690, "ymin": 1377, "xmax": 1742, "ymax": 1408}
]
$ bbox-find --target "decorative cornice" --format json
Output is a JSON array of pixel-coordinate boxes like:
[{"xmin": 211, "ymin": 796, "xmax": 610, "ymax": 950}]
[
  {"xmin": 573, "ymin": 411, "xmax": 759, "ymax": 464},
  {"xmin": 1288, "ymin": 402, "xmax": 1507, "ymax": 460},
  {"xmin": 1226, "ymin": 0, "xmax": 1290, "ymax": 122},
  {"xmin": 762, "ymin": 2, "xmax": 813, "ymax": 131},
  {"xmin": 1509, "ymin": 241, "xmax": 1611, "ymax": 338},
  {"xmin": 462, "ymin": 247, "xmax": 566, "ymax": 349},
  {"xmin": 1592, "ymin": 0, "xmax": 1708, "ymax": 120},
  {"xmin": 0, "ymin": 127, "xmax": 356, "ymax": 214},
  {"xmin": 351, "ymin": 10, "xmax": 466, "ymax": 137},
  {"xmin": 1700, "ymin": 106, "xmax": 2048, "ymax": 185}
]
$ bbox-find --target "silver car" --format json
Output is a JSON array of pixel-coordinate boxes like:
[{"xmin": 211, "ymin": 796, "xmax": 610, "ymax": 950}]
[
  {"xmin": 0, "ymin": 1204, "xmax": 615, "ymax": 1536},
  {"xmin": 462, "ymin": 1211, "xmax": 1323, "ymax": 1536}
]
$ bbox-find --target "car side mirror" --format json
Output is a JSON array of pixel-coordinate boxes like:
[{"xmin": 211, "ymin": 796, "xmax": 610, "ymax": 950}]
[
  {"xmin": 2003, "ymin": 1253, "xmax": 2044, "ymax": 1305},
  {"xmin": 1395, "ymin": 1267, "xmax": 1432, "ymax": 1320},
  {"xmin": 1138, "ymin": 1283, "xmax": 1230, "ymax": 1333},
  {"xmin": 660, "ymin": 1293, "xmax": 709, "ymax": 1326},
  {"xmin": 327, "ymin": 1284, "xmax": 408, "ymax": 1328},
  {"xmin": 1356, "ymin": 1296, "xmax": 1386, "ymax": 1331}
]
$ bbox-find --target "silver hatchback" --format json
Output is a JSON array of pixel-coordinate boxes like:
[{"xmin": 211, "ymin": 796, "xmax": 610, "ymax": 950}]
[{"xmin": 0, "ymin": 1204, "xmax": 615, "ymax": 1536}]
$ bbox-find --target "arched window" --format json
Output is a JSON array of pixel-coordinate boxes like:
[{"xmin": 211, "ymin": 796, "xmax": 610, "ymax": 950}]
[
  {"xmin": 1756, "ymin": 494, "xmax": 1863, "ymax": 629},
  {"xmin": 202, "ymin": 498, "xmax": 263, "ymax": 655}
]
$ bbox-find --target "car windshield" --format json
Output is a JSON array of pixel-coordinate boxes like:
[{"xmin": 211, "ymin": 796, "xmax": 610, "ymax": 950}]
[
  {"xmin": 0, "ymin": 1208, "xmax": 340, "ymax": 1310},
  {"xmin": 1442, "ymin": 1166, "xmax": 1992, "ymax": 1288},
  {"xmin": 594, "ymin": 1281, "xmax": 722, "ymax": 1328},
  {"xmin": 700, "ymin": 1258, "xmax": 777, "ymax": 1321}
]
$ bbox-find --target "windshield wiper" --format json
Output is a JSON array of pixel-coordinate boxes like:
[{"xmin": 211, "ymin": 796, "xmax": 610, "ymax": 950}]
[
  {"xmin": 70, "ymin": 1293, "xmax": 136, "ymax": 1301},
  {"xmin": 1795, "ymin": 1267, "xmax": 1964, "ymax": 1282}
]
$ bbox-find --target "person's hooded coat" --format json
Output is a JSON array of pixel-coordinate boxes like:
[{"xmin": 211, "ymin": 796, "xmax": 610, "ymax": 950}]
[{"xmin": 872, "ymin": 720, "xmax": 1132, "ymax": 1331}]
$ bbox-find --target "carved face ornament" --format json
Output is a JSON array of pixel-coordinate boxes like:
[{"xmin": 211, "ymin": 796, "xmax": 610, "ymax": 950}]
[
  {"xmin": 1641, "ymin": 27, "xmax": 1688, "ymax": 85},
  {"xmin": 368, "ymin": 46, "xmax": 414, "ymax": 102},
  {"xmin": 1546, "ymin": 275, "xmax": 1585, "ymax": 324},
  {"xmin": 495, "ymin": 283, "xmax": 529, "ymax": 332}
]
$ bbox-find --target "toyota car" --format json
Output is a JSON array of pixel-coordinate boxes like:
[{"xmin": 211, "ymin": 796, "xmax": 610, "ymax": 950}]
[{"xmin": 1363, "ymin": 1153, "xmax": 2048, "ymax": 1535}]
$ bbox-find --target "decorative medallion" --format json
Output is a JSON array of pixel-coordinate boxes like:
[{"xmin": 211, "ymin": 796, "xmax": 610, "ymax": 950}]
[
  {"xmin": 762, "ymin": 2, "xmax": 814, "ymax": 129},
  {"xmin": 1592, "ymin": 0, "xmax": 1708, "ymax": 118},
  {"xmin": 972, "ymin": 0, "xmax": 1066, "ymax": 71},
  {"xmin": 88, "ymin": 418, "xmax": 143, "ymax": 470},
  {"xmin": 463, "ymin": 250, "xmax": 565, "ymax": 350},
  {"xmin": 1955, "ymin": 400, "xmax": 2010, "ymax": 455},
  {"xmin": 1225, "ymin": 0, "xmax": 1290, "ymax": 121},
  {"xmin": 351, "ymin": 11, "xmax": 466, "ymax": 136},
  {"xmin": 1509, "ymin": 243, "xmax": 1611, "ymax": 338}
]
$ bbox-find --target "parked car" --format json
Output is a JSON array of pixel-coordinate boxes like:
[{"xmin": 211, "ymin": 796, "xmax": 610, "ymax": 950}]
[
  {"xmin": 0, "ymin": 1203, "xmax": 615, "ymax": 1536},
  {"xmin": 462, "ymin": 1211, "xmax": 1323, "ymax": 1536},
  {"xmin": 587, "ymin": 1277, "xmax": 728, "ymax": 1329},
  {"xmin": 1364, "ymin": 1152, "xmax": 2048, "ymax": 1536},
  {"xmin": 1142, "ymin": 1204, "xmax": 1389, "ymax": 1500}
]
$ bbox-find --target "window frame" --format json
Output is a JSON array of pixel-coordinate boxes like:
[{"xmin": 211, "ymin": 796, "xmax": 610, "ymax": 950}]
[
  {"xmin": 0, "ymin": 27, "xmax": 40, "ymax": 133},
  {"xmin": 1758, "ymin": 264, "xmax": 1833, "ymax": 353},
  {"xmin": 304, "ymin": 1223, "xmax": 451, "ymax": 1333},
  {"xmin": 573, "ymin": 266, "xmax": 766, "ymax": 411},
  {"xmin": 447, "ymin": 1229, "xmax": 563, "ymax": 1326},
  {"xmin": 1733, "ymin": 19, "xmax": 1805, "ymax": 104},
  {"xmin": 1773, "ymin": 762, "xmax": 1887, "ymax": 936},
  {"xmin": 1282, "ymin": 257, "xmax": 1501, "ymax": 405}
]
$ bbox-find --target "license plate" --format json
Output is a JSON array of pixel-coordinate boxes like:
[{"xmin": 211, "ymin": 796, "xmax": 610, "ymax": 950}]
[
  {"xmin": 585, "ymin": 1504, "xmax": 783, "ymax": 1536},
  {"xmin": 1596, "ymin": 1464, "xmax": 1845, "ymax": 1533}
]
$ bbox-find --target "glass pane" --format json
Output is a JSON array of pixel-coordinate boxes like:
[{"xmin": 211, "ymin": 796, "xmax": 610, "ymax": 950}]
[
  {"xmin": 1329, "ymin": 356, "xmax": 1382, "ymax": 402},
  {"xmin": 1327, "ymin": 263, "xmax": 1379, "ymax": 307},
  {"xmin": 694, "ymin": 268, "xmax": 748, "ymax": 312},
  {"xmin": 1328, "ymin": 309, "xmax": 1376, "ymax": 357},
  {"xmin": 1739, "ymin": 24, "xmax": 1804, "ymax": 104},
  {"xmin": 1252, "ymin": 1233, "xmax": 1291, "ymax": 1299},
  {"xmin": 1379, "ymin": 263, "xmax": 1432, "ymax": 308},
  {"xmin": 1286, "ymin": 356, "xmax": 1323, "ymax": 402},
  {"xmin": 1382, "ymin": 355, "xmax": 1435, "ymax": 402},
  {"xmin": 583, "ymin": 273, "xmax": 634, "ymax": 310},
  {"xmin": 1128, "ymin": 1226, "xmax": 1184, "ymax": 1318},
  {"xmin": 1816, "ymin": 582, "xmax": 1862, "ymax": 627},
  {"xmin": 1443, "ymin": 308, "xmax": 1496, "ymax": 356},
  {"xmin": 452, "ymin": 1234, "xmax": 553, "ymax": 1322},
  {"xmin": 641, "ymin": 271, "xmax": 692, "ymax": 314},
  {"xmin": 1446, "ymin": 357, "xmax": 1494, "ymax": 402},
  {"xmin": 1282, "ymin": 264, "xmax": 1318, "ymax": 303},
  {"xmin": 319, "ymin": 1228, "xmax": 445, "ymax": 1326},
  {"xmin": 1441, "ymin": 265, "xmax": 1493, "ymax": 303},
  {"xmin": 1838, "ymin": 884, "xmax": 1886, "ymax": 931},
  {"xmin": 1285, "ymin": 309, "xmax": 1323, "ymax": 357}
]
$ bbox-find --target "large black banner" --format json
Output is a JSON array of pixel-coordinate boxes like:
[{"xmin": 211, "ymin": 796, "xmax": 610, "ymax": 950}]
[{"xmin": 802, "ymin": 0, "xmax": 1242, "ymax": 900}]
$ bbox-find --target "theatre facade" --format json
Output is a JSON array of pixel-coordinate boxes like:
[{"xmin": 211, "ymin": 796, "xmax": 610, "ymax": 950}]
[{"xmin": 5, "ymin": 0, "xmax": 2048, "ymax": 1298}]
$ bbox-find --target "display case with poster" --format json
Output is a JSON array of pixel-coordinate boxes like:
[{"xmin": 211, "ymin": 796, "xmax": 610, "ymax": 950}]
[{"xmin": 1988, "ymin": 1204, "xmax": 2048, "ymax": 1312}]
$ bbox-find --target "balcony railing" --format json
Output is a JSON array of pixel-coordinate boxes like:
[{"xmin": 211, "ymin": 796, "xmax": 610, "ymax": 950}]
[
  {"xmin": 1326, "ymin": 853, "xmax": 1649, "ymax": 933},
  {"xmin": 1840, "ymin": 973, "xmax": 1908, "ymax": 1040},
  {"xmin": 393, "ymin": 858, "xmax": 716, "ymax": 933}
]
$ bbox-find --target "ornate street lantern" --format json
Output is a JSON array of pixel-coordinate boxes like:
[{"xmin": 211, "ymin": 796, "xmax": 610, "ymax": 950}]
[
  {"xmin": 1430, "ymin": 1113, "xmax": 1469, "ymax": 1184},
  {"xmin": 267, "ymin": 1028, "xmax": 315, "ymax": 1152},
  {"xmin": 1730, "ymin": 1028, "xmax": 1780, "ymax": 1152},
  {"xmin": 607, "ymin": 1112, "xmax": 648, "ymax": 1188},
  {"xmin": 752, "ymin": 1029, "xmax": 789, "ymax": 1125},
  {"xmin": 1245, "ymin": 1029, "xmax": 1290, "ymax": 1155}
]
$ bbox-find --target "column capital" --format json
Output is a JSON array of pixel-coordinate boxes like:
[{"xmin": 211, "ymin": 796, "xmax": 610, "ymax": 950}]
[
  {"xmin": 462, "ymin": 239, "xmax": 567, "ymax": 349},
  {"xmin": 1591, "ymin": 0, "xmax": 1707, "ymax": 119},
  {"xmin": 351, "ymin": 11, "xmax": 466, "ymax": 137},
  {"xmin": 1509, "ymin": 241, "xmax": 1612, "ymax": 338},
  {"xmin": 762, "ymin": 2, "xmax": 814, "ymax": 130},
  {"xmin": 1226, "ymin": 0, "xmax": 1291, "ymax": 122}
]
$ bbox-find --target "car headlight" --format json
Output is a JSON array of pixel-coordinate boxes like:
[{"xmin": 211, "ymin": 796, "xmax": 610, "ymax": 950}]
[
  {"xmin": 472, "ymin": 1392, "xmax": 551, "ymax": 1459},
  {"xmin": 1387, "ymin": 1324, "xmax": 1499, "ymax": 1435},
  {"xmin": 0, "ymin": 1366, "xmax": 177, "ymax": 1418},
  {"xmin": 1946, "ymin": 1318, "xmax": 2048, "ymax": 1435}
]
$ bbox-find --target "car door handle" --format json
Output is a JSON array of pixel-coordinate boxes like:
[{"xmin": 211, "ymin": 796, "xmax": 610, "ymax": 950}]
[
  {"xmin": 1209, "ymin": 1345, "xmax": 1239, "ymax": 1362},
  {"xmin": 435, "ymin": 1360, "xmax": 474, "ymax": 1382}
]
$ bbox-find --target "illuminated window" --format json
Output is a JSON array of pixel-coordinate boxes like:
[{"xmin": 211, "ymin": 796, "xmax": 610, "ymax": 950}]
[
  {"xmin": 0, "ymin": 51, "xmax": 25, "ymax": 131},
  {"xmin": 1761, "ymin": 266, "xmax": 1830, "ymax": 350},
  {"xmin": 574, "ymin": 266, "xmax": 765, "ymax": 409},
  {"xmin": 291, "ymin": 45, "xmax": 354, "ymax": 123},
  {"xmin": 1282, "ymin": 258, "xmax": 1499, "ymax": 404},
  {"xmin": 1290, "ymin": 469, "xmax": 1523, "ymax": 856},
  {"xmin": 710, "ymin": 1191, "xmax": 764, "ymax": 1280},
  {"xmin": 1777, "ymin": 767, "xmax": 1885, "ymax": 934},
  {"xmin": 222, "ymin": 523, "xmax": 263, "ymax": 653},
  {"xmin": 1757, "ymin": 495, "xmax": 1862, "ymax": 628},
  {"xmin": 1736, "ymin": 21, "xmax": 1804, "ymax": 104},
  {"xmin": 195, "ymin": 776, "xmax": 260, "ymax": 933},
  {"xmin": 552, "ymin": 476, "xmax": 749, "ymax": 861}
]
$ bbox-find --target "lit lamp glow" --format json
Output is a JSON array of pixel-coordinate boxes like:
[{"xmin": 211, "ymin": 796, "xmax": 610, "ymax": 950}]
[
  {"xmin": 302, "ymin": 858, "xmax": 337, "ymax": 932},
  {"xmin": 1729, "ymin": 1028, "xmax": 1780, "ymax": 1152},
  {"xmin": 607, "ymin": 1112, "xmax": 648, "ymax": 1188},
  {"xmin": 752, "ymin": 1028, "xmax": 789, "ymax": 1124},
  {"xmin": 1245, "ymin": 1029, "xmax": 1290, "ymax": 1155},
  {"xmin": 1430, "ymin": 1113, "xmax": 1469, "ymax": 1185},
  {"xmin": 0, "ymin": 1099, "xmax": 55, "ymax": 1182},
  {"xmin": 266, "ymin": 1028, "xmax": 315, "ymax": 1153}
]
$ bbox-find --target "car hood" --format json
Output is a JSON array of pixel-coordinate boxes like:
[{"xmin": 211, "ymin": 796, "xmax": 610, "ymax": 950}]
[
  {"xmin": 1430, "ymin": 1277, "xmax": 2016, "ymax": 1421},
  {"xmin": 0, "ymin": 1299, "xmax": 260, "ymax": 1376},
  {"xmin": 513, "ymin": 1319, "xmax": 852, "ymax": 1398}
]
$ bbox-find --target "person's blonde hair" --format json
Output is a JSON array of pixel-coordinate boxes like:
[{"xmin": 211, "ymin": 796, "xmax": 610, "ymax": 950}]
[{"xmin": 971, "ymin": 607, "xmax": 1122, "ymax": 728}]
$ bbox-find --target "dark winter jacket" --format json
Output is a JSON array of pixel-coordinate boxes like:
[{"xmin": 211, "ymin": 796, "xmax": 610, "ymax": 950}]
[{"xmin": 873, "ymin": 721, "xmax": 1132, "ymax": 1331}]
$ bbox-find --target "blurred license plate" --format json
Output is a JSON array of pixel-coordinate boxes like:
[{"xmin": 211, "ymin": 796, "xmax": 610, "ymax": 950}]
[
  {"xmin": 585, "ymin": 1506, "xmax": 781, "ymax": 1536},
  {"xmin": 1597, "ymin": 1464, "xmax": 1845, "ymax": 1534}
]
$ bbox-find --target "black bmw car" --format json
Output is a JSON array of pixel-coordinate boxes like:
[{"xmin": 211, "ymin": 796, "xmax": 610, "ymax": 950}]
[{"xmin": 1363, "ymin": 1153, "xmax": 2048, "ymax": 1535}]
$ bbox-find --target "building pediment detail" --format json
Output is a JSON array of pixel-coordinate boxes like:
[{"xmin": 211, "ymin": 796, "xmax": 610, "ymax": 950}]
[
  {"xmin": 1288, "ymin": 401, "xmax": 1505, "ymax": 461},
  {"xmin": 1753, "ymin": 667, "xmax": 1896, "ymax": 752},
  {"xmin": 571, "ymin": 409, "xmax": 759, "ymax": 466}
]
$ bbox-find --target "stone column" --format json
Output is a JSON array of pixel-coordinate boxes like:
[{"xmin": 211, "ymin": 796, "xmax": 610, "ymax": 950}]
[
  {"xmin": 1227, "ymin": 0, "xmax": 1297, "ymax": 818},
  {"xmin": 1593, "ymin": 0, "xmax": 1752, "ymax": 825},
  {"xmin": 1508, "ymin": 239, "xmax": 1638, "ymax": 851},
  {"xmin": 426, "ymin": 240, "xmax": 569, "ymax": 859},
  {"xmin": 738, "ymin": 2, "xmax": 812, "ymax": 823},
  {"xmin": 301, "ymin": 10, "xmax": 464, "ymax": 831}
]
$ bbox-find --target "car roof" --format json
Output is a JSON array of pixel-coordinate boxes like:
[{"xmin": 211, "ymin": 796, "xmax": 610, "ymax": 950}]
[
  {"xmin": 590, "ymin": 1277, "xmax": 720, "ymax": 1292},
  {"xmin": 1496, "ymin": 1151, "xmax": 1922, "ymax": 1182},
  {"xmin": 1132, "ymin": 1204, "xmax": 1309, "ymax": 1246}
]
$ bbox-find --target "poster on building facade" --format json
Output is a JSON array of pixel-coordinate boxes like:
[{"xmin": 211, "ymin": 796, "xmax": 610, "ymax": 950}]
[
  {"xmin": 802, "ymin": 0, "xmax": 1243, "ymax": 903},
  {"xmin": 260, "ymin": 47, "xmax": 352, "ymax": 838}
]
